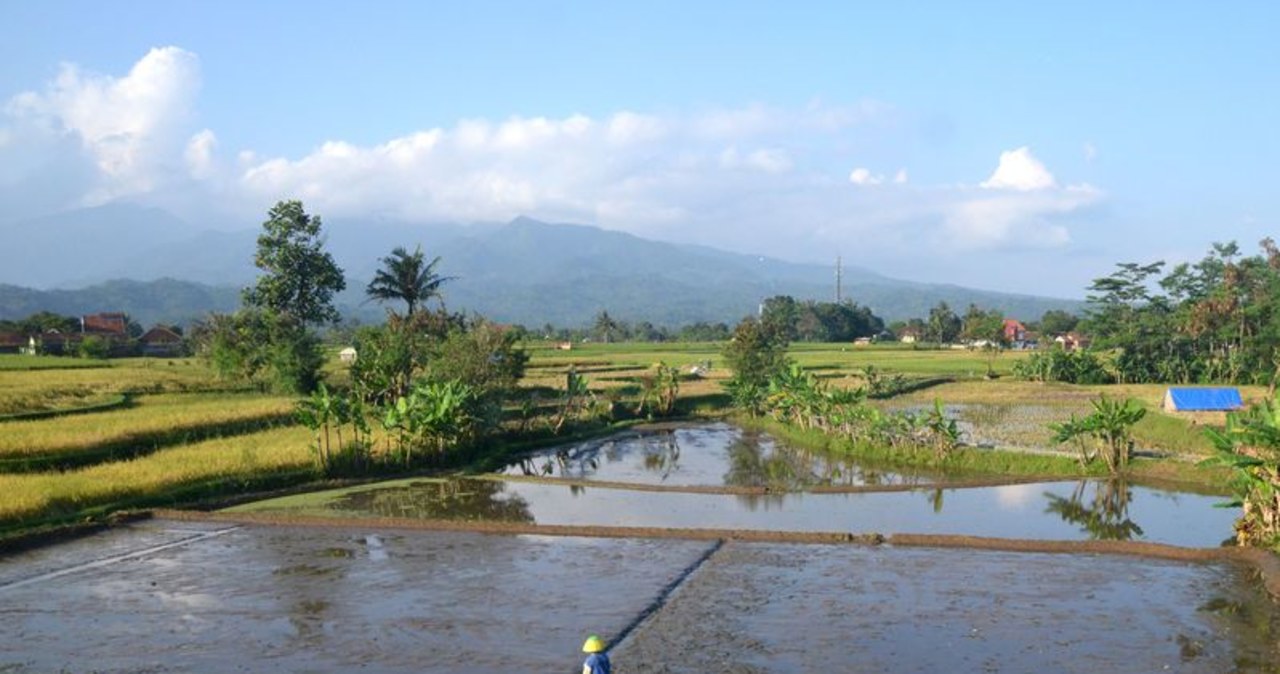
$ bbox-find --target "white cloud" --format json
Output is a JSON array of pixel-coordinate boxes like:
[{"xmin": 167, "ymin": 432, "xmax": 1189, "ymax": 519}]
[
  {"xmin": 0, "ymin": 47, "xmax": 1109, "ymax": 284},
  {"xmin": 848, "ymin": 167, "xmax": 883, "ymax": 185},
  {"xmin": 3, "ymin": 46, "xmax": 200, "ymax": 204},
  {"xmin": 1084, "ymin": 141, "xmax": 1098, "ymax": 162},
  {"xmin": 184, "ymin": 129, "xmax": 216, "ymax": 179},
  {"xmin": 980, "ymin": 146, "xmax": 1056, "ymax": 191}
]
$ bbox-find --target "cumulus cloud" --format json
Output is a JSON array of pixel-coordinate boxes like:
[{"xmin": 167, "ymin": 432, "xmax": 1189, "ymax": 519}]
[
  {"xmin": 0, "ymin": 47, "xmax": 1107, "ymax": 282},
  {"xmin": 937, "ymin": 147, "xmax": 1099, "ymax": 250},
  {"xmin": 980, "ymin": 146, "xmax": 1056, "ymax": 191},
  {"xmin": 2, "ymin": 46, "xmax": 200, "ymax": 206}
]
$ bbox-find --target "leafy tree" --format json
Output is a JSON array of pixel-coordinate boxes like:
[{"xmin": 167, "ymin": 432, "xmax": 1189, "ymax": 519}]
[
  {"xmin": 365, "ymin": 245, "xmax": 453, "ymax": 317},
  {"xmin": 926, "ymin": 302, "xmax": 962, "ymax": 344},
  {"xmin": 760, "ymin": 296, "xmax": 800, "ymax": 342},
  {"xmin": 959, "ymin": 304, "xmax": 1006, "ymax": 345},
  {"xmin": 77, "ymin": 335, "xmax": 111, "ymax": 359},
  {"xmin": 425, "ymin": 321, "xmax": 528, "ymax": 402},
  {"xmin": 1038, "ymin": 309, "xmax": 1079, "ymax": 335},
  {"xmin": 679, "ymin": 321, "xmax": 731, "ymax": 342},
  {"xmin": 722, "ymin": 316, "xmax": 790, "ymax": 414},
  {"xmin": 243, "ymin": 200, "xmax": 346, "ymax": 326}
]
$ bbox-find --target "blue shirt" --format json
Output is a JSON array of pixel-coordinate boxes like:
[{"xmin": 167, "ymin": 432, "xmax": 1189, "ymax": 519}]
[{"xmin": 583, "ymin": 652, "xmax": 611, "ymax": 674}]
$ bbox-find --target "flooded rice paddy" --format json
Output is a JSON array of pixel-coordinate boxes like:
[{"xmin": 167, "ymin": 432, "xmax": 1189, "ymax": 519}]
[
  {"xmin": 499, "ymin": 422, "xmax": 936, "ymax": 487},
  {"xmin": 3, "ymin": 422, "xmax": 1279, "ymax": 672},
  {"xmin": 246, "ymin": 475, "xmax": 1235, "ymax": 547}
]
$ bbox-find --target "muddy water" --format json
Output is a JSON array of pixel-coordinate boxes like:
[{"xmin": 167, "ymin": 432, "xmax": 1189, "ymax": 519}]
[
  {"xmin": 0, "ymin": 519, "xmax": 715, "ymax": 673},
  {"xmin": 1, "ymin": 520, "xmax": 1276, "ymax": 673},
  {"xmin": 618, "ymin": 542, "xmax": 1280, "ymax": 673},
  {"xmin": 500, "ymin": 422, "xmax": 938, "ymax": 487},
  {"xmin": 264, "ymin": 476, "xmax": 1236, "ymax": 547}
]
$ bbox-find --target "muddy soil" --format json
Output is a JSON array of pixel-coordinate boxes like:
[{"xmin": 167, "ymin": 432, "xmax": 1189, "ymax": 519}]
[
  {"xmin": 616, "ymin": 542, "xmax": 1280, "ymax": 673},
  {"xmin": 0, "ymin": 519, "xmax": 714, "ymax": 673}
]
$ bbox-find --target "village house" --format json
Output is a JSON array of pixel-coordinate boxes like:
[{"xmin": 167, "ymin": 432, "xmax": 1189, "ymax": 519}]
[
  {"xmin": 138, "ymin": 326, "xmax": 185, "ymax": 357},
  {"xmin": 1054, "ymin": 332, "xmax": 1091, "ymax": 352},
  {"xmin": 0, "ymin": 332, "xmax": 24, "ymax": 354}
]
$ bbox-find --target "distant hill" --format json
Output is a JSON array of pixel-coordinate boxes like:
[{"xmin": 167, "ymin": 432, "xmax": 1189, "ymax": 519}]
[
  {"xmin": 0, "ymin": 279, "xmax": 241, "ymax": 327},
  {"xmin": 0, "ymin": 206, "xmax": 1086, "ymax": 327}
]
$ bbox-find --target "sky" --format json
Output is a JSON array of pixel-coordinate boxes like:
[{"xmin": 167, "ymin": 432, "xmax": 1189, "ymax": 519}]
[{"xmin": 1, "ymin": 1, "xmax": 1276, "ymax": 298}]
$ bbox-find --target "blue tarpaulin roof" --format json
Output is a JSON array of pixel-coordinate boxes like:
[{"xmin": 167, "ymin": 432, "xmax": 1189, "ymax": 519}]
[{"xmin": 1164, "ymin": 387, "xmax": 1243, "ymax": 411}]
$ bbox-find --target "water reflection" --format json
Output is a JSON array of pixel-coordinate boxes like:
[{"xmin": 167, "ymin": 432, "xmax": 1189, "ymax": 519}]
[
  {"xmin": 501, "ymin": 423, "xmax": 937, "ymax": 489},
  {"xmin": 331, "ymin": 479, "xmax": 535, "ymax": 523},
  {"xmin": 1043, "ymin": 480, "xmax": 1144, "ymax": 541},
  {"xmin": 254, "ymin": 476, "xmax": 1234, "ymax": 547}
]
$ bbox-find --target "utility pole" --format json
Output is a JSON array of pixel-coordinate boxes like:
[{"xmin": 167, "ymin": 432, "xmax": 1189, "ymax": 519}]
[{"xmin": 835, "ymin": 256, "xmax": 843, "ymax": 304}]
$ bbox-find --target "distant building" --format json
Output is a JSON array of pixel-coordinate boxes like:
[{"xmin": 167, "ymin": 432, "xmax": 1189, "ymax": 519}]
[
  {"xmin": 1003, "ymin": 319, "xmax": 1028, "ymax": 343},
  {"xmin": 0, "ymin": 332, "xmax": 23, "ymax": 354},
  {"xmin": 139, "ymin": 326, "xmax": 185, "ymax": 357},
  {"xmin": 1054, "ymin": 332, "xmax": 1091, "ymax": 352},
  {"xmin": 1162, "ymin": 387, "xmax": 1244, "ymax": 413},
  {"xmin": 82, "ymin": 312, "xmax": 129, "ymax": 337}
]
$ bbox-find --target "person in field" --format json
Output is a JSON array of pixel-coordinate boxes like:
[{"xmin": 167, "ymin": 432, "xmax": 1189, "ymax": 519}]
[{"xmin": 581, "ymin": 634, "xmax": 611, "ymax": 674}]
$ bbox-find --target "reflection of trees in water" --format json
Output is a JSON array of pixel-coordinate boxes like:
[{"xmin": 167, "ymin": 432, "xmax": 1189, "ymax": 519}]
[
  {"xmin": 332, "ymin": 479, "xmax": 535, "ymax": 523},
  {"xmin": 640, "ymin": 432, "xmax": 681, "ymax": 481},
  {"xmin": 509, "ymin": 432, "xmax": 685, "ymax": 480},
  {"xmin": 723, "ymin": 430, "xmax": 926, "ymax": 489},
  {"xmin": 1044, "ymin": 479, "xmax": 1144, "ymax": 540}
]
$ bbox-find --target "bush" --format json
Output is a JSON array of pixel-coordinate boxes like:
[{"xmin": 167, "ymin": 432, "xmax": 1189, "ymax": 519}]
[{"xmin": 77, "ymin": 335, "xmax": 111, "ymax": 360}]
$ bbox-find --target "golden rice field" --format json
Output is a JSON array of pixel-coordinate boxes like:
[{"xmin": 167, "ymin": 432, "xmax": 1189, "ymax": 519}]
[
  {"xmin": 0, "ymin": 357, "xmax": 237, "ymax": 415},
  {"xmin": 0, "ymin": 425, "xmax": 314, "ymax": 528},
  {"xmin": 0, "ymin": 392, "xmax": 296, "ymax": 459}
]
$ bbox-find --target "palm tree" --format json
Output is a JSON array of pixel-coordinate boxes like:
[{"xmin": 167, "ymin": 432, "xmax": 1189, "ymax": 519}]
[
  {"xmin": 366, "ymin": 246, "xmax": 453, "ymax": 316},
  {"xmin": 593, "ymin": 310, "xmax": 619, "ymax": 344}
]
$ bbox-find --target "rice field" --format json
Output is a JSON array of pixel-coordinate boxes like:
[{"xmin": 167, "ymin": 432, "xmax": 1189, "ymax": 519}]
[
  {"xmin": 0, "ymin": 343, "xmax": 1245, "ymax": 537},
  {"xmin": 0, "ymin": 425, "xmax": 314, "ymax": 530},
  {"xmin": 0, "ymin": 393, "xmax": 296, "ymax": 464},
  {"xmin": 0, "ymin": 356, "xmax": 239, "ymax": 415}
]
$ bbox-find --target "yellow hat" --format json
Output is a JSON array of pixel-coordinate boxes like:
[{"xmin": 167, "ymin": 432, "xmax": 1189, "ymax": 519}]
[{"xmin": 582, "ymin": 634, "xmax": 606, "ymax": 653}]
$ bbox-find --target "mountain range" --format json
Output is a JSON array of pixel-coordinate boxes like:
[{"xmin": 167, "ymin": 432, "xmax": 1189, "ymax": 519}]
[{"xmin": 0, "ymin": 204, "xmax": 1086, "ymax": 328}]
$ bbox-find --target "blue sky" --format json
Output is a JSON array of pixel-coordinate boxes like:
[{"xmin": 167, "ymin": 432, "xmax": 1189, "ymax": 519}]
[{"xmin": 1, "ymin": 1, "xmax": 1276, "ymax": 298}]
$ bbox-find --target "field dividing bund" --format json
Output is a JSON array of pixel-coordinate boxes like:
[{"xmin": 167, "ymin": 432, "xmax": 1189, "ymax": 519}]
[{"xmin": 0, "ymin": 393, "xmax": 298, "ymax": 472}]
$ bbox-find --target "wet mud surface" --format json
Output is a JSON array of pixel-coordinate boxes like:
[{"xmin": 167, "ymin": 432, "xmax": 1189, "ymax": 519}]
[
  {"xmin": 0, "ymin": 519, "xmax": 714, "ymax": 673},
  {"xmin": 617, "ymin": 543, "xmax": 1280, "ymax": 673},
  {"xmin": 500, "ymin": 422, "xmax": 940, "ymax": 488},
  {"xmin": 1, "ymin": 520, "xmax": 1277, "ymax": 673}
]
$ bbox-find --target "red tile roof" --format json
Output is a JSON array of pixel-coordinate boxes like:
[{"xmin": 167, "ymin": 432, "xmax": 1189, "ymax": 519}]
[{"xmin": 82, "ymin": 313, "xmax": 128, "ymax": 336}]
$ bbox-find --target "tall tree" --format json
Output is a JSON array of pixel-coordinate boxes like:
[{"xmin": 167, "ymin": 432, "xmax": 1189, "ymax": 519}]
[
  {"xmin": 243, "ymin": 200, "xmax": 346, "ymax": 326},
  {"xmin": 926, "ymin": 302, "xmax": 962, "ymax": 344},
  {"xmin": 366, "ymin": 245, "xmax": 453, "ymax": 316},
  {"xmin": 593, "ymin": 310, "xmax": 620, "ymax": 343}
]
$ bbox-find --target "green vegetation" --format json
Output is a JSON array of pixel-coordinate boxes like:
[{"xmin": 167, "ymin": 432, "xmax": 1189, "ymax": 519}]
[
  {"xmin": 1049, "ymin": 395, "xmax": 1146, "ymax": 473},
  {"xmin": 1202, "ymin": 395, "xmax": 1280, "ymax": 551},
  {"xmin": 1082, "ymin": 240, "xmax": 1280, "ymax": 385}
]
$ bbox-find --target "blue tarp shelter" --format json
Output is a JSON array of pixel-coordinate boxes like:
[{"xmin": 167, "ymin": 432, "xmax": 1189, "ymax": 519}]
[{"xmin": 1162, "ymin": 387, "xmax": 1244, "ymax": 412}]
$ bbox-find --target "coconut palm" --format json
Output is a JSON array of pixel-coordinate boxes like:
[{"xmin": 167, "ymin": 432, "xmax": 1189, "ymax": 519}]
[{"xmin": 366, "ymin": 246, "xmax": 453, "ymax": 316}]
